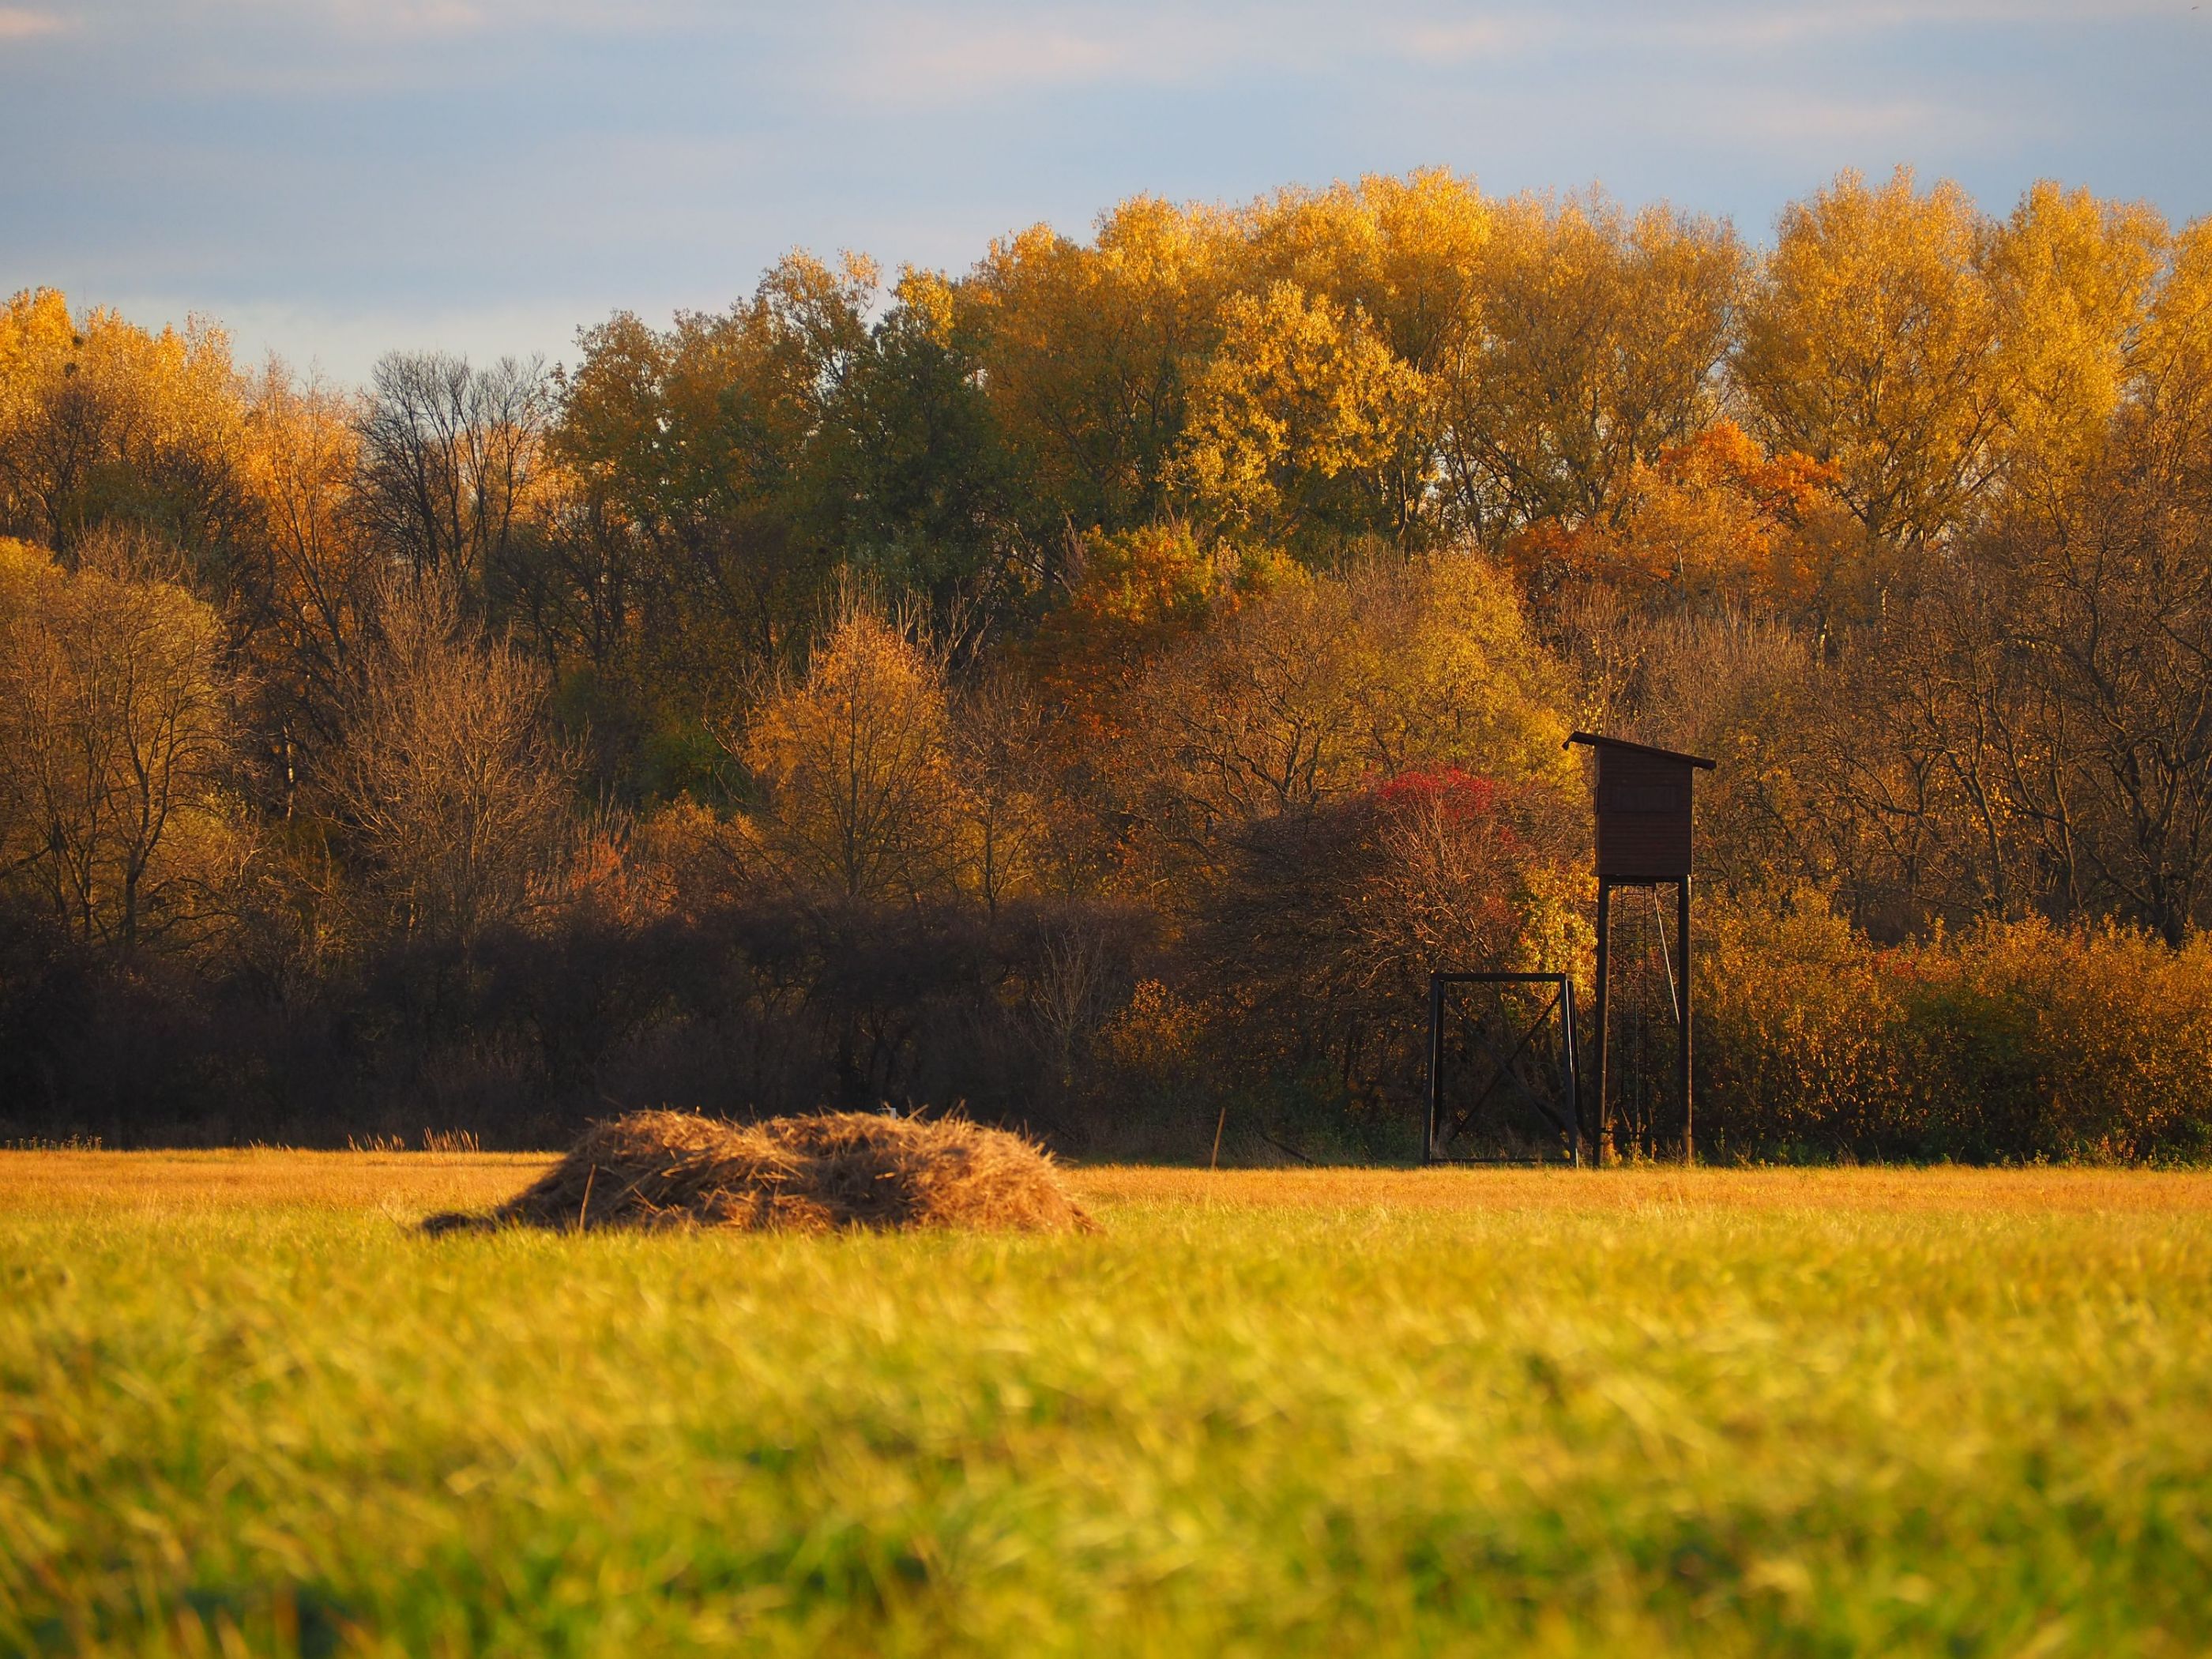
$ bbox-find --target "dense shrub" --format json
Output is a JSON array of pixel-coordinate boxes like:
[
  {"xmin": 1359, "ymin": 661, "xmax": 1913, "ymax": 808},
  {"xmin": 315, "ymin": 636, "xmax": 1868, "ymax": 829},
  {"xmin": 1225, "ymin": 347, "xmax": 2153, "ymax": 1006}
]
[
  {"xmin": 1189, "ymin": 770, "xmax": 1585, "ymax": 1125},
  {"xmin": 0, "ymin": 896, "xmax": 1157, "ymax": 1152},
  {"xmin": 1700, "ymin": 891, "xmax": 2212, "ymax": 1162}
]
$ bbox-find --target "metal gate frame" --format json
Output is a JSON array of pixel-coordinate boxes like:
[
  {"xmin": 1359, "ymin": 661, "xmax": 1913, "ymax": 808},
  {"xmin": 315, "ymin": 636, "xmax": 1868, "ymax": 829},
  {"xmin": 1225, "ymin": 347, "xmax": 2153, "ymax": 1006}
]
[{"xmin": 1424, "ymin": 971, "xmax": 1582, "ymax": 1167}]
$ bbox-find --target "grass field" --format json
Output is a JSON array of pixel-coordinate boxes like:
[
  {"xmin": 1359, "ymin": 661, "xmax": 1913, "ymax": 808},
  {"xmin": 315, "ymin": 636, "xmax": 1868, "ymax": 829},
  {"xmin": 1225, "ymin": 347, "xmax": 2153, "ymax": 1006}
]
[{"xmin": 5, "ymin": 1156, "xmax": 2212, "ymax": 1655}]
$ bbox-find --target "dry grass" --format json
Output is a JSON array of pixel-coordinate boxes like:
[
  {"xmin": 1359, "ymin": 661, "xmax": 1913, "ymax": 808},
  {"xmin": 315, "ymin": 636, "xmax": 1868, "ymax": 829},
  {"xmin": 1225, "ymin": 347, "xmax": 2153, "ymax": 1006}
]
[
  {"xmin": 7, "ymin": 1149, "xmax": 2212, "ymax": 1219},
  {"xmin": 423, "ymin": 1109, "xmax": 1093, "ymax": 1235},
  {"xmin": 0, "ymin": 1147, "xmax": 536, "ymax": 1213},
  {"xmin": 1081, "ymin": 1164, "xmax": 2212, "ymax": 1213},
  {"xmin": 4, "ymin": 1150, "xmax": 2212, "ymax": 1229}
]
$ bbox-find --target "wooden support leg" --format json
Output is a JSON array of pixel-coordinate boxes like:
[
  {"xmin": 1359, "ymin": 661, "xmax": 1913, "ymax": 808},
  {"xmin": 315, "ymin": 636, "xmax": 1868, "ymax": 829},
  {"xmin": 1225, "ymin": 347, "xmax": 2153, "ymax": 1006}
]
[
  {"xmin": 1678, "ymin": 875, "xmax": 1694, "ymax": 1166},
  {"xmin": 1424, "ymin": 971, "xmax": 1443, "ymax": 1164},
  {"xmin": 1593, "ymin": 880, "xmax": 1612, "ymax": 1166}
]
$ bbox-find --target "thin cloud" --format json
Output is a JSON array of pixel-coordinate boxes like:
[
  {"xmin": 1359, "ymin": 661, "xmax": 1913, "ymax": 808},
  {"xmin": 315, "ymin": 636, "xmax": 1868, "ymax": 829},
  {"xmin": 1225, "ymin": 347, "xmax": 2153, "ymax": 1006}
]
[
  {"xmin": 1627, "ymin": 0, "xmax": 2188, "ymax": 53},
  {"xmin": 197, "ymin": 0, "xmax": 722, "ymax": 39},
  {"xmin": 831, "ymin": 6, "xmax": 1559, "ymax": 108},
  {"xmin": 1393, "ymin": 0, "xmax": 2188, "ymax": 61},
  {"xmin": 814, "ymin": 0, "xmax": 2191, "ymax": 107},
  {"xmin": 1687, "ymin": 90, "xmax": 2018, "ymax": 153},
  {"xmin": 837, "ymin": 10, "xmax": 1285, "ymax": 105},
  {"xmin": 1389, "ymin": 17, "xmax": 1554, "ymax": 60},
  {"xmin": 0, "ymin": 6, "xmax": 68, "ymax": 39}
]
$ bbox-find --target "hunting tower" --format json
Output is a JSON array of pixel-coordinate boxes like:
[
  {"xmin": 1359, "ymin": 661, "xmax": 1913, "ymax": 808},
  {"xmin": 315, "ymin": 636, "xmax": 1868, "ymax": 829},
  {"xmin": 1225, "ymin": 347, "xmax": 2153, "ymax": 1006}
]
[{"xmin": 1567, "ymin": 732, "xmax": 1714, "ymax": 1162}]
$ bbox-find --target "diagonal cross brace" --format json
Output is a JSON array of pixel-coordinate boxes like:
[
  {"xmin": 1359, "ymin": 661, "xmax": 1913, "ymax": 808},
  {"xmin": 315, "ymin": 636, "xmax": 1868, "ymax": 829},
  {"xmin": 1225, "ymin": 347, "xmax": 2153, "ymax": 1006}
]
[{"xmin": 1443, "ymin": 986, "xmax": 1574, "ymax": 1146}]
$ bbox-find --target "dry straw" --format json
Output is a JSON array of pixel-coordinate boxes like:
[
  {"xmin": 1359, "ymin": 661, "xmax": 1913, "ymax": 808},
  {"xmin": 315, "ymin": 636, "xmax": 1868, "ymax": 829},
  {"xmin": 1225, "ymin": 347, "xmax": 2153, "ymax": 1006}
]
[{"xmin": 423, "ymin": 1109, "xmax": 1094, "ymax": 1236}]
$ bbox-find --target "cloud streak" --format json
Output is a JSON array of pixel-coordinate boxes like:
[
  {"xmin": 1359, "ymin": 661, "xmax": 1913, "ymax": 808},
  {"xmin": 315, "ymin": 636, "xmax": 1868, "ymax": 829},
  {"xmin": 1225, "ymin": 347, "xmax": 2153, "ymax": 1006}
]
[{"xmin": 0, "ymin": 6, "xmax": 67, "ymax": 39}]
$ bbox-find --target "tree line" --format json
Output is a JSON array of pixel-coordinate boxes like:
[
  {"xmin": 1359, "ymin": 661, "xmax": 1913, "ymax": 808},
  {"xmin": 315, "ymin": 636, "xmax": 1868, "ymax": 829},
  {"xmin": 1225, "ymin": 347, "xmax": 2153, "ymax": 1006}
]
[{"xmin": 3, "ymin": 165, "xmax": 2210, "ymax": 1157}]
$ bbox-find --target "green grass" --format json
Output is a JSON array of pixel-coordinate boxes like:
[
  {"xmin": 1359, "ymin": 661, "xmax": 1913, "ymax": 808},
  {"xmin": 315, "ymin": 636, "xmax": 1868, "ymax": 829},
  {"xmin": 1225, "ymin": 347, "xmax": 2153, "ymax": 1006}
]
[{"xmin": 4, "ymin": 1167, "xmax": 2212, "ymax": 1655}]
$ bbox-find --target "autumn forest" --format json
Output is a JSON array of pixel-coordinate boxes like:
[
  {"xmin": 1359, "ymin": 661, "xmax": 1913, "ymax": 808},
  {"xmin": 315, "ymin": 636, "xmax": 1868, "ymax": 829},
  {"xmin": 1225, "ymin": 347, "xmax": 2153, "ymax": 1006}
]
[{"xmin": 6, "ymin": 165, "xmax": 2212, "ymax": 1160}]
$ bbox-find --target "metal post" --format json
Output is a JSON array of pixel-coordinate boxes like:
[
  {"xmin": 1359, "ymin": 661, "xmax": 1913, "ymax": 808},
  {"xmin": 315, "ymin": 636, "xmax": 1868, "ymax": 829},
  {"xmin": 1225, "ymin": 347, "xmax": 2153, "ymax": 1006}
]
[
  {"xmin": 1678, "ymin": 875, "xmax": 1694, "ymax": 1165},
  {"xmin": 1593, "ymin": 879, "xmax": 1612, "ymax": 1166},
  {"xmin": 1425, "ymin": 971, "xmax": 1444, "ymax": 1164},
  {"xmin": 1559, "ymin": 977, "xmax": 1582, "ymax": 1168}
]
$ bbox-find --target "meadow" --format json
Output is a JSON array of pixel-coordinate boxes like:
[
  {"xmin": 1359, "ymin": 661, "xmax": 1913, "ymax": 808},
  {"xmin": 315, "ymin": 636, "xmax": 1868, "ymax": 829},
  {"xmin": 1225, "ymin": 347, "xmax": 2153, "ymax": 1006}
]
[{"xmin": 5, "ymin": 1155, "xmax": 2212, "ymax": 1656}]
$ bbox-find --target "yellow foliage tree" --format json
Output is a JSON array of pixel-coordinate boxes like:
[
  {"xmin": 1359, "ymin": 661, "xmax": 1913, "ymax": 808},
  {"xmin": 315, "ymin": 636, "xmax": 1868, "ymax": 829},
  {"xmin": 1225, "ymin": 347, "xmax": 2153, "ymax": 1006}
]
[
  {"xmin": 1021, "ymin": 524, "xmax": 1275, "ymax": 751},
  {"xmin": 971, "ymin": 198, "xmax": 1239, "ymax": 530},
  {"xmin": 555, "ymin": 252, "xmax": 879, "ymax": 682},
  {"xmin": 1171, "ymin": 281, "xmax": 1427, "ymax": 543},
  {"xmin": 2135, "ymin": 215, "xmax": 2212, "ymax": 446},
  {"xmin": 235, "ymin": 365, "xmax": 378, "ymax": 795},
  {"xmin": 0, "ymin": 536, "xmax": 240, "ymax": 953},
  {"xmin": 742, "ymin": 600, "xmax": 964, "ymax": 907},
  {"xmin": 0, "ymin": 288, "xmax": 249, "ymax": 560},
  {"xmin": 1735, "ymin": 168, "xmax": 2001, "ymax": 550},
  {"xmin": 1984, "ymin": 181, "xmax": 2167, "ymax": 491},
  {"xmin": 1251, "ymin": 170, "xmax": 1493, "ymax": 380},
  {"xmin": 1440, "ymin": 196, "xmax": 1744, "ymax": 543}
]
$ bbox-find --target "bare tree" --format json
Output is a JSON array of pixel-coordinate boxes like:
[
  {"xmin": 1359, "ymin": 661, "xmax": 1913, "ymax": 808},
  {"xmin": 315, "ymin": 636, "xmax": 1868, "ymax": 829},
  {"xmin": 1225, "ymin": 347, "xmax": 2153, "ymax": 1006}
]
[
  {"xmin": 1123, "ymin": 552, "xmax": 1567, "ymax": 894},
  {"xmin": 356, "ymin": 352, "xmax": 547, "ymax": 583},
  {"xmin": 1963, "ymin": 421, "xmax": 2212, "ymax": 942},
  {"xmin": 1736, "ymin": 406, "xmax": 2212, "ymax": 942},
  {"xmin": 1026, "ymin": 918, "xmax": 1121, "ymax": 1085},
  {"xmin": 949, "ymin": 667, "xmax": 1063, "ymax": 914},
  {"xmin": 327, "ymin": 572, "xmax": 575, "ymax": 952},
  {"xmin": 1193, "ymin": 773, "xmax": 1575, "ymax": 1112}
]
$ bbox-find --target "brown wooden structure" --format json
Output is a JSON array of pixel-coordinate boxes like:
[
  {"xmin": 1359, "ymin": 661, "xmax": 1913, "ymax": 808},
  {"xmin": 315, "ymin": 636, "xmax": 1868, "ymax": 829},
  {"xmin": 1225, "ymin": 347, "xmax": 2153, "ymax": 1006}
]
[{"xmin": 1567, "ymin": 732, "xmax": 1715, "ymax": 1163}]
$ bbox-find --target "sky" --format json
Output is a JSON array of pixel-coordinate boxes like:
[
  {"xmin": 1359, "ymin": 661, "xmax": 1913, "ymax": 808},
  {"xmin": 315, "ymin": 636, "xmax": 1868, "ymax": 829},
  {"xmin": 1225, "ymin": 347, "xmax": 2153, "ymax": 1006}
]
[{"xmin": 4, "ymin": 0, "xmax": 2208, "ymax": 386}]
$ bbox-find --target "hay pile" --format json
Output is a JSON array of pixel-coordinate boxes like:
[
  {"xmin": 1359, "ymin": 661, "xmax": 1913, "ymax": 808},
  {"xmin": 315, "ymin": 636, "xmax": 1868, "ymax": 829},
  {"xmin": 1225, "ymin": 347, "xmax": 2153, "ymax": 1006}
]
[{"xmin": 423, "ymin": 1108, "xmax": 1093, "ymax": 1236}]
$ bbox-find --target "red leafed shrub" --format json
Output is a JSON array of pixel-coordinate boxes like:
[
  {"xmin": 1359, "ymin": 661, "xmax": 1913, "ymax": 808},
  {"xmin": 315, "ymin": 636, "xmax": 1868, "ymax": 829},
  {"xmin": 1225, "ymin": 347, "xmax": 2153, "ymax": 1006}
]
[{"xmin": 1371, "ymin": 766, "xmax": 1504, "ymax": 830}]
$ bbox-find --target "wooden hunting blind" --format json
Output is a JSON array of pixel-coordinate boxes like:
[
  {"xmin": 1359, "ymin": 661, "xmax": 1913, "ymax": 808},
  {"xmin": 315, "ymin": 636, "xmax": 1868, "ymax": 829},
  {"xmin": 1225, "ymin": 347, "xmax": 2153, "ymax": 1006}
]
[
  {"xmin": 1582, "ymin": 733, "xmax": 1709, "ymax": 882},
  {"xmin": 1567, "ymin": 732, "xmax": 1715, "ymax": 1163}
]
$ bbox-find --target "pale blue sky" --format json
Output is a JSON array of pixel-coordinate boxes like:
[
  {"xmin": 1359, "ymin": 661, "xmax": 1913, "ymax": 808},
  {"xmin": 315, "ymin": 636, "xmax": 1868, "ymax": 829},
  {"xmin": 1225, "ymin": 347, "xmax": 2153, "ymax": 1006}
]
[{"xmin": 4, "ymin": 1, "xmax": 2207, "ymax": 385}]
